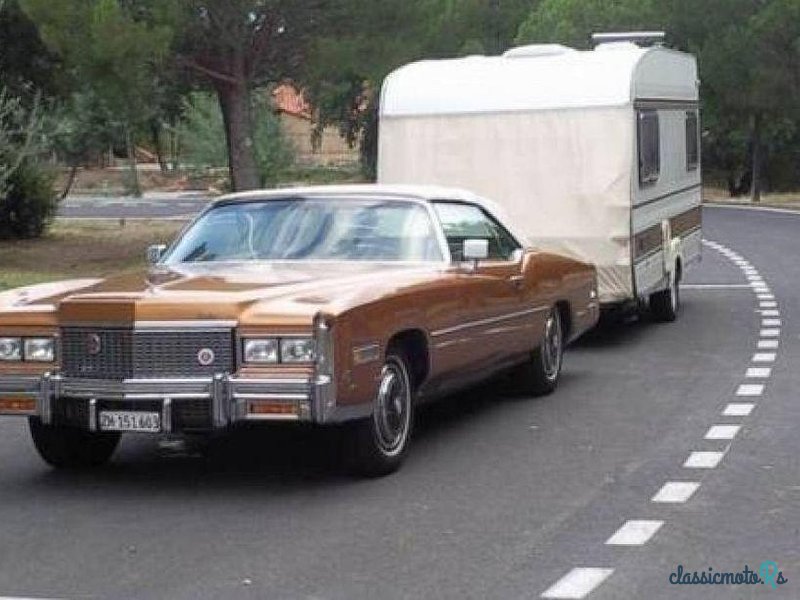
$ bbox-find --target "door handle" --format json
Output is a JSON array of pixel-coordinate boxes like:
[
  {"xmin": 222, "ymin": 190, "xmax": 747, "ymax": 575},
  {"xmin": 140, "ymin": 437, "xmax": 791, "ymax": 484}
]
[{"xmin": 508, "ymin": 275, "xmax": 525, "ymax": 289}]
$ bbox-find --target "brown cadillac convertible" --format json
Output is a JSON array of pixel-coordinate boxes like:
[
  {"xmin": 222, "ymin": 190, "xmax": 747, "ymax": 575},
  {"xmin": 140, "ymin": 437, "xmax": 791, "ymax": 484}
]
[{"xmin": 0, "ymin": 185, "xmax": 598, "ymax": 476}]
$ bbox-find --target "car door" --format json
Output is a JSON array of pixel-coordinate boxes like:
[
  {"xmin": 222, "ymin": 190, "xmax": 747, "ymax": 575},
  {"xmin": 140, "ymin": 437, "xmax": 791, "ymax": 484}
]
[{"xmin": 431, "ymin": 201, "xmax": 542, "ymax": 371}]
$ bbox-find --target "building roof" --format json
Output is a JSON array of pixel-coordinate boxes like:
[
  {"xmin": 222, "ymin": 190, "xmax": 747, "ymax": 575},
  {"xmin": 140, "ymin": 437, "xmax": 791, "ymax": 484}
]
[{"xmin": 272, "ymin": 84, "xmax": 313, "ymax": 120}]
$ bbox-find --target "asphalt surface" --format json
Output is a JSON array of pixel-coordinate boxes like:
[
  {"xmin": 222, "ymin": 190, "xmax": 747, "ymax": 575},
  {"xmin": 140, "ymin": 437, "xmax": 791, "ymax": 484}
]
[
  {"xmin": 0, "ymin": 205, "xmax": 797, "ymax": 599},
  {"xmin": 59, "ymin": 193, "xmax": 211, "ymax": 219}
]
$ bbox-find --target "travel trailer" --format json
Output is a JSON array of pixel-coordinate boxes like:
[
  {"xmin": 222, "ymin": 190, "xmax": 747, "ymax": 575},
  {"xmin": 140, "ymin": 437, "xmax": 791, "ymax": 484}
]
[{"xmin": 378, "ymin": 32, "xmax": 702, "ymax": 321}]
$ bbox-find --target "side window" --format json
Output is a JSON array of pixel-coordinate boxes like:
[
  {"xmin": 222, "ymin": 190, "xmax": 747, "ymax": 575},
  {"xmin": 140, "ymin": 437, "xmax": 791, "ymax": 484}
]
[
  {"xmin": 686, "ymin": 110, "xmax": 700, "ymax": 171},
  {"xmin": 638, "ymin": 109, "xmax": 660, "ymax": 186},
  {"xmin": 433, "ymin": 202, "xmax": 520, "ymax": 262}
]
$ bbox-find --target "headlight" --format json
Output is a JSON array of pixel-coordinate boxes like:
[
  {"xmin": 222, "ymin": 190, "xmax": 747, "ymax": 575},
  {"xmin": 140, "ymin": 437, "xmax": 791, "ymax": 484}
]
[
  {"xmin": 24, "ymin": 338, "xmax": 55, "ymax": 362},
  {"xmin": 0, "ymin": 338, "xmax": 22, "ymax": 361},
  {"xmin": 280, "ymin": 338, "xmax": 316, "ymax": 363},
  {"xmin": 243, "ymin": 339, "xmax": 279, "ymax": 364}
]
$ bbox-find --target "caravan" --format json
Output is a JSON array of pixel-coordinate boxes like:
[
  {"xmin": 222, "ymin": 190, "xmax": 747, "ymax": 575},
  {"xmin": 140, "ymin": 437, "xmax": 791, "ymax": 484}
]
[{"xmin": 379, "ymin": 33, "xmax": 702, "ymax": 321}]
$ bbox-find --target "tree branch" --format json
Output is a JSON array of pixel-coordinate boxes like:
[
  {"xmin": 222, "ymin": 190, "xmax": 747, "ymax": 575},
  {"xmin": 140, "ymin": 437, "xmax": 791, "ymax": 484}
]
[{"xmin": 177, "ymin": 56, "xmax": 239, "ymax": 85}]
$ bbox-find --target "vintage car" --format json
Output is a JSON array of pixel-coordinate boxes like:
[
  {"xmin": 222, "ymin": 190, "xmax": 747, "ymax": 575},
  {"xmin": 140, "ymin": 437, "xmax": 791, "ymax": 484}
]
[{"xmin": 0, "ymin": 185, "xmax": 598, "ymax": 476}]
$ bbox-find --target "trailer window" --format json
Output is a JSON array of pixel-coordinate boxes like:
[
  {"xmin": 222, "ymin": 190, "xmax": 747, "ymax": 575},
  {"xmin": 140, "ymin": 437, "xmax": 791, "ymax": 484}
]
[
  {"xmin": 686, "ymin": 111, "xmax": 700, "ymax": 171},
  {"xmin": 638, "ymin": 110, "xmax": 660, "ymax": 186}
]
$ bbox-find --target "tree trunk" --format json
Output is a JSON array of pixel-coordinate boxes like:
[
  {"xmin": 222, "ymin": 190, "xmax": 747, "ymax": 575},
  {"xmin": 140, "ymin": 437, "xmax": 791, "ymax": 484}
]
[
  {"xmin": 750, "ymin": 113, "xmax": 762, "ymax": 203},
  {"xmin": 125, "ymin": 126, "xmax": 141, "ymax": 197},
  {"xmin": 59, "ymin": 165, "xmax": 78, "ymax": 201},
  {"xmin": 216, "ymin": 80, "xmax": 260, "ymax": 191},
  {"xmin": 151, "ymin": 121, "xmax": 168, "ymax": 174}
]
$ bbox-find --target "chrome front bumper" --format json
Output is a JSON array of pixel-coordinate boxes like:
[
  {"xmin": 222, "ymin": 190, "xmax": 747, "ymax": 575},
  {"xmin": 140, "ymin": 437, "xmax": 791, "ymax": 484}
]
[{"xmin": 0, "ymin": 373, "xmax": 369, "ymax": 431}]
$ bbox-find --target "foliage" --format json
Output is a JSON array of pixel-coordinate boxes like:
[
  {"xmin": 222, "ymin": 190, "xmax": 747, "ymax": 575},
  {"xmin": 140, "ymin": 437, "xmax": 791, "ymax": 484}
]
[
  {"xmin": 177, "ymin": 91, "xmax": 293, "ymax": 186},
  {"xmin": 0, "ymin": 158, "xmax": 57, "ymax": 239}
]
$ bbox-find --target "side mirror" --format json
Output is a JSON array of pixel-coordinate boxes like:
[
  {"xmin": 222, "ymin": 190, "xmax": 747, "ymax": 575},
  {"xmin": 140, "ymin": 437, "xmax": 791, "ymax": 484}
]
[
  {"xmin": 146, "ymin": 244, "xmax": 167, "ymax": 265},
  {"xmin": 462, "ymin": 238, "xmax": 489, "ymax": 270}
]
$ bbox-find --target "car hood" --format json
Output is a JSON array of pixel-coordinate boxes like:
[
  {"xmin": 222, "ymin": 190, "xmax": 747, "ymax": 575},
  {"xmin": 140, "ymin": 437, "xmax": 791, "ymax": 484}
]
[{"xmin": 0, "ymin": 262, "xmax": 446, "ymax": 327}]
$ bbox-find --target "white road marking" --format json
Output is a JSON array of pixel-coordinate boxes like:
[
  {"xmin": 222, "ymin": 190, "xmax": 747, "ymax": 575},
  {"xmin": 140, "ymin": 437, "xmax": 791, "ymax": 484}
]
[
  {"xmin": 705, "ymin": 424, "xmax": 742, "ymax": 440},
  {"xmin": 681, "ymin": 284, "xmax": 752, "ymax": 290},
  {"xmin": 736, "ymin": 384, "xmax": 764, "ymax": 396},
  {"xmin": 746, "ymin": 276, "xmax": 763, "ymax": 282},
  {"xmin": 541, "ymin": 568, "xmax": 615, "ymax": 599},
  {"xmin": 605, "ymin": 520, "xmax": 664, "ymax": 546},
  {"xmin": 753, "ymin": 352, "xmax": 777, "ymax": 362},
  {"xmin": 762, "ymin": 319, "xmax": 781, "ymax": 327},
  {"xmin": 724, "ymin": 403, "xmax": 756, "ymax": 416},
  {"xmin": 684, "ymin": 451, "xmax": 726, "ymax": 469},
  {"xmin": 652, "ymin": 481, "xmax": 701, "ymax": 503},
  {"xmin": 759, "ymin": 309, "xmax": 780, "ymax": 316},
  {"xmin": 760, "ymin": 302, "xmax": 778, "ymax": 308},
  {"xmin": 759, "ymin": 328, "xmax": 780, "ymax": 337},
  {"xmin": 746, "ymin": 367, "xmax": 772, "ymax": 378},
  {"xmin": 757, "ymin": 294, "xmax": 775, "ymax": 300},
  {"xmin": 757, "ymin": 340, "xmax": 779, "ymax": 349}
]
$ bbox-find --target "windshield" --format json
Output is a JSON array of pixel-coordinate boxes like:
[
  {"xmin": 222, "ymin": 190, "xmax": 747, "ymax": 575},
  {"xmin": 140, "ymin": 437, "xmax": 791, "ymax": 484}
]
[{"xmin": 163, "ymin": 197, "xmax": 444, "ymax": 264}]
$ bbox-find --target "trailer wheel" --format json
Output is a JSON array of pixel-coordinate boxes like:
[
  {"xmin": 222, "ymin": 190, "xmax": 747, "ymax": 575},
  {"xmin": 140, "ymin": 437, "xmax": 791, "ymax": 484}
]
[{"xmin": 650, "ymin": 266, "xmax": 680, "ymax": 322}]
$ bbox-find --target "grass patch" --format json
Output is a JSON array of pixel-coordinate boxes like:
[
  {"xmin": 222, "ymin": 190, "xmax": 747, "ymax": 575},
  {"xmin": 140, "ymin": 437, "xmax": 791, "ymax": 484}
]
[{"xmin": 0, "ymin": 219, "xmax": 184, "ymax": 291}]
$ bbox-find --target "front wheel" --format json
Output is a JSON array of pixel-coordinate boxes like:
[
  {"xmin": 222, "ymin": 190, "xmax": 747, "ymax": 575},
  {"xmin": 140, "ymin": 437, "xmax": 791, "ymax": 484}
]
[
  {"xmin": 348, "ymin": 353, "xmax": 414, "ymax": 477},
  {"xmin": 29, "ymin": 418, "xmax": 120, "ymax": 469},
  {"xmin": 514, "ymin": 307, "xmax": 564, "ymax": 396}
]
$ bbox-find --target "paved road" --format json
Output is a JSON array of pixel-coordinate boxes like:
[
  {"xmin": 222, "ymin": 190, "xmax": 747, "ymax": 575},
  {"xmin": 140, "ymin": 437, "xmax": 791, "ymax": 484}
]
[
  {"xmin": 59, "ymin": 193, "xmax": 212, "ymax": 219},
  {"xmin": 0, "ymin": 205, "xmax": 797, "ymax": 599}
]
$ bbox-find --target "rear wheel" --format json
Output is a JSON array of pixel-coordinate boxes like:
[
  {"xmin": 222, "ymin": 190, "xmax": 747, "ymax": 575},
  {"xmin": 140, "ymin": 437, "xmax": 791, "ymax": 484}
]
[
  {"xmin": 650, "ymin": 265, "xmax": 680, "ymax": 322},
  {"xmin": 514, "ymin": 307, "xmax": 564, "ymax": 396},
  {"xmin": 29, "ymin": 417, "xmax": 120, "ymax": 469},
  {"xmin": 348, "ymin": 353, "xmax": 414, "ymax": 477}
]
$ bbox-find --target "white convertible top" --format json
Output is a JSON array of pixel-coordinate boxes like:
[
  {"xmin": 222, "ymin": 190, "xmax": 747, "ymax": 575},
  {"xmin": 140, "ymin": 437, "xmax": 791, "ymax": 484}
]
[{"xmin": 381, "ymin": 42, "xmax": 698, "ymax": 117}]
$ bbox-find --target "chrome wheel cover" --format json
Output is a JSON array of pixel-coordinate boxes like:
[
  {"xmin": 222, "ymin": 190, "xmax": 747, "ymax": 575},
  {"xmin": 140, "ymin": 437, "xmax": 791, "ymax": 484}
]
[
  {"xmin": 373, "ymin": 359, "xmax": 411, "ymax": 457},
  {"xmin": 542, "ymin": 311, "xmax": 563, "ymax": 382}
]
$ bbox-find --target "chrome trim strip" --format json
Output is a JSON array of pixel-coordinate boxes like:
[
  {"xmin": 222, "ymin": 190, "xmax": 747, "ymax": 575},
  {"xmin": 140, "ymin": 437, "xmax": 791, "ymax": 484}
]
[
  {"xmin": 431, "ymin": 306, "xmax": 549, "ymax": 338},
  {"xmin": 59, "ymin": 321, "xmax": 236, "ymax": 331},
  {"xmin": 242, "ymin": 413, "xmax": 300, "ymax": 422},
  {"xmin": 162, "ymin": 398, "xmax": 172, "ymax": 433},
  {"xmin": 88, "ymin": 399, "xmax": 97, "ymax": 432},
  {"xmin": 233, "ymin": 393, "xmax": 308, "ymax": 401}
]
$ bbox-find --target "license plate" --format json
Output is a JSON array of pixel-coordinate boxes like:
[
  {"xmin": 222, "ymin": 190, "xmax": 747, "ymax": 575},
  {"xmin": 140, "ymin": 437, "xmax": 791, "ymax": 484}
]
[{"xmin": 98, "ymin": 411, "xmax": 161, "ymax": 433}]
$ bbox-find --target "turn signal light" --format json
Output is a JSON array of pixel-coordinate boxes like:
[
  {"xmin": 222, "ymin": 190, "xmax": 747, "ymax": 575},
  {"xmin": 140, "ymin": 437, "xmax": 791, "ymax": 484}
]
[
  {"xmin": 0, "ymin": 397, "xmax": 36, "ymax": 414},
  {"xmin": 247, "ymin": 401, "xmax": 296, "ymax": 416}
]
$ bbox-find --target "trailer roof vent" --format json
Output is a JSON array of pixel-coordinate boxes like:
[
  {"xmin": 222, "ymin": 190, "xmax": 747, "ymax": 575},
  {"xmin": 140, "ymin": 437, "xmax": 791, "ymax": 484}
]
[
  {"xmin": 591, "ymin": 31, "xmax": 666, "ymax": 48},
  {"xmin": 503, "ymin": 44, "xmax": 576, "ymax": 59}
]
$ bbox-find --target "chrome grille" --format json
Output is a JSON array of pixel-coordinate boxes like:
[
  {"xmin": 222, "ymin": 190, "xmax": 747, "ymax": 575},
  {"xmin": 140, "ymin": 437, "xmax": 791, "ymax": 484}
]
[{"xmin": 61, "ymin": 327, "xmax": 235, "ymax": 379}]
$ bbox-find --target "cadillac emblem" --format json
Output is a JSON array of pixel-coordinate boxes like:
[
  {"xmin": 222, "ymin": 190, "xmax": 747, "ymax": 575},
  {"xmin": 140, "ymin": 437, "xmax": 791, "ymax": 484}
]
[
  {"xmin": 86, "ymin": 333, "xmax": 102, "ymax": 356},
  {"xmin": 197, "ymin": 348, "xmax": 215, "ymax": 366}
]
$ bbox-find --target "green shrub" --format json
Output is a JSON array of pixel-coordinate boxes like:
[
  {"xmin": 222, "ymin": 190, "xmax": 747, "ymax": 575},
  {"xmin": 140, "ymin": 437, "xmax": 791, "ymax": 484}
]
[{"xmin": 0, "ymin": 159, "xmax": 57, "ymax": 238}]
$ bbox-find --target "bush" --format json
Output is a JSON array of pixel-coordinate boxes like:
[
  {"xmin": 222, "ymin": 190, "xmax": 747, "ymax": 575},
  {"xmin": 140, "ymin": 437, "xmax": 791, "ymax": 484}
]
[{"xmin": 0, "ymin": 159, "xmax": 57, "ymax": 238}]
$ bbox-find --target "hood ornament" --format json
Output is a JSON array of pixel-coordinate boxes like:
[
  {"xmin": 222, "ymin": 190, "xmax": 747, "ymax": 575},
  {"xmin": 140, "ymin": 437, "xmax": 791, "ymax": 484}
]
[{"xmin": 197, "ymin": 348, "xmax": 215, "ymax": 366}]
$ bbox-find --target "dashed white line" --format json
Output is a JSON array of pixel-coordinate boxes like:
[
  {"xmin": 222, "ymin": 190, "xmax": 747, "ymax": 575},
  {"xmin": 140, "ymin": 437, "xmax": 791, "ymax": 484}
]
[
  {"xmin": 736, "ymin": 384, "xmax": 764, "ymax": 396},
  {"xmin": 652, "ymin": 481, "xmax": 701, "ymax": 503},
  {"xmin": 723, "ymin": 403, "xmax": 756, "ymax": 416},
  {"xmin": 705, "ymin": 424, "xmax": 742, "ymax": 440},
  {"xmin": 759, "ymin": 328, "xmax": 780, "ymax": 337},
  {"xmin": 605, "ymin": 520, "xmax": 664, "ymax": 546},
  {"xmin": 541, "ymin": 568, "xmax": 615, "ymax": 599},
  {"xmin": 684, "ymin": 451, "xmax": 726, "ymax": 469},
  {"xmin": 762, "ymin": 319, "xmax": 781, "ymax": 327},
  {"xmin": 753, "ymin": 352, "xmax": 777, "ymax": 362},
  {"xmin": 759, "ymin": 302, "xmax": 778, "ymax": 308},
  {"xmin": 757, "ymin": 340, "xmax": 779, "ymax": 350},
  {"xmin": 757, "ymin": 294, "xmax": 776, "ymax": 300},
  {"xmin": 745, "ymin": 367, "xmax": 772, "ymax": 378}
]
